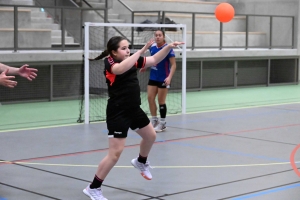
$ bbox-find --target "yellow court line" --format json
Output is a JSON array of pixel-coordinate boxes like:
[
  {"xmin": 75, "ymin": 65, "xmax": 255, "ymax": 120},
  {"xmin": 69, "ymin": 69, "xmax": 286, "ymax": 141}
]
[
  {"xmin": 1, "ymin": 100, "xmax": 300, "ymax": 133},
  {"xmin": 1, "ymin": 161, "xmax": 299, "ymax": 168}
]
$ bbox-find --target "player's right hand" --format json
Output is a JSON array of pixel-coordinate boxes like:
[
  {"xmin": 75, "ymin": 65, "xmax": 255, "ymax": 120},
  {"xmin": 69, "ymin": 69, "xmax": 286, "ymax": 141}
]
[
  {"xmin": 140, "ymin": 39, "xmax": 154, "ymax": 54},
  {"xmin": 0, "ymin": 69, "xmax": 17, "ymax": 88},
  {"xmin": 169, "ymin": 41, "xmax": 185, "ymax": 48}
]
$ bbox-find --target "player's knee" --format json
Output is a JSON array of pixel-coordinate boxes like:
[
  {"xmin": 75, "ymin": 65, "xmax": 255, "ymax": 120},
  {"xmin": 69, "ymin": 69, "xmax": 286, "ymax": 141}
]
[
  {"xmin": 148, "ymin": 95, "xmax": 155, "ymax": 102},
  {"xmin": 110, "ymin": 149, "xmax": 123, "ymax": 162},
  {"xmin": 143, "ymin": 129, "xmax": 156, "ymax": 143},
  {"xmin": 148, "ymin": 131, "xmax": 156, "ymax": 143}
]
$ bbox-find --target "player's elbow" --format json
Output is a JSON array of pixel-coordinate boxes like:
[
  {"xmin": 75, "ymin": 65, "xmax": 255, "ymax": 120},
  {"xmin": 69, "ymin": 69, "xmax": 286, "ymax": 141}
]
[
  {"xmin": 111, "ymin": 64, "xmax": 126, "ymax": 75},
  {"xmin": 145, "ymin": 57, "xmax": 157, "ymax": 68}
]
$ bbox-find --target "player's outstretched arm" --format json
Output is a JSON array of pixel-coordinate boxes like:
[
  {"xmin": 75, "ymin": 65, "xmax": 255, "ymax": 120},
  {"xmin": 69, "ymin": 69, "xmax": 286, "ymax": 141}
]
[
  {"xmin": 0, "ymin": 63, "xmax": 19, "ymax": 74},
  {"xmin": 0, "ymin": 63, "xmax": 38, "ymax": 81},
  {"xmin": 111, "ymin": 39, "xmax": 154, "ymax": 75},
  {"xmin": 144, "ymin": 41, "xmax": 184, "ymax": 68}
]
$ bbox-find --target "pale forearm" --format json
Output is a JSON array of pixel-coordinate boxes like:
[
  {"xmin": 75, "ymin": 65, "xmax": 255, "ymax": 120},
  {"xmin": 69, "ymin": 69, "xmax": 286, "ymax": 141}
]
[
  {"xmin": 112, "ymin": 50, "xmax": 142, "ymax": 75},
  {"xmin": 152, "ymin": 45, "xmax": 172, "ymax": 63},
  {"xmin": 112, "ymin": 40, "xmax": 152, "ymax": 74},
  {"xmin": 0, "ymin": 63, "xmax": 19, "ymax": 75},
  {"xmin": 169, "ymin": 63, "xmax": 176, "ymax": 79},
  {"xmin": 145, "ymin": 45, "xmax": 173, "ymax": 68}
]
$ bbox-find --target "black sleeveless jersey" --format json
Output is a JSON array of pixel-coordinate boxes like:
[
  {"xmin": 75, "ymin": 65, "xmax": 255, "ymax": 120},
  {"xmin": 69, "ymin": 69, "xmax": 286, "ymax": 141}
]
[{"xmin": 104, "ymin": 55, "xmax": 146, "ymax": 107}]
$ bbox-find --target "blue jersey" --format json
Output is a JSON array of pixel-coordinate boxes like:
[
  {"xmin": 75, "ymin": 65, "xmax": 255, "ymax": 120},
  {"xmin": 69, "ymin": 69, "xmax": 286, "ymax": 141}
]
[{"xmin": 149, "ymin": 43, "xmax": 175, "ymax": 82}]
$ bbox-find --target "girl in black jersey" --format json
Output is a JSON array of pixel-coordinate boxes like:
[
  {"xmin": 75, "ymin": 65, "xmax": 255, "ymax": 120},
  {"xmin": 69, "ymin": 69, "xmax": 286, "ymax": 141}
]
[{"xmin": 83, "ymin": 36, "xmax": 183, "ymax": 200}]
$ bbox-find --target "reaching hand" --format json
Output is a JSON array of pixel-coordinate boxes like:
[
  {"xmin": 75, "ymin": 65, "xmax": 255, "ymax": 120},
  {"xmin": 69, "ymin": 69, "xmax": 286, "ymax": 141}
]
[
  {"xmin": 168, "ymin": 41, "xmax": 185, "ymax": 48},
  {"xmin": 18, "ymin": 64, "xmax": 38, "ymax": 81},
  {"xmin": 0, "ymin": 69, "xmax": 17, "ymax": 88},
  {"xmin": 164, "ymin": 76, "xmax": 172, "ymax": 86},
  {"xmin": 140, "ymin": 39, "xmax": 155, "ymax": 54}
]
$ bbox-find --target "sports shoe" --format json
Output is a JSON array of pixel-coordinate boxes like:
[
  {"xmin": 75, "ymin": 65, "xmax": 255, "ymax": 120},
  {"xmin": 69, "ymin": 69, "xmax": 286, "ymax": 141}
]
[
  {"xmin": 83, "ymin": 185, "xmax": 108, "ymax": 200},
  {"xmin": 154, "ymin": 121, "xmax": 167, "ymax": 132},
  {"xmin": 151, "ymin": 118, "xmax": 159, "ymax": 128},
  {"xmin": 131, "ymin": 158, "xmax": 152, "ymax": 180}
]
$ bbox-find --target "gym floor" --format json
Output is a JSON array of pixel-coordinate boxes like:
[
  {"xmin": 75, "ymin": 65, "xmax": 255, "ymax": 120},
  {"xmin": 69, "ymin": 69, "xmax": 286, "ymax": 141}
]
[{"xmin": 1, "ymin": 85, "xmax": 300, "ymax": 199}]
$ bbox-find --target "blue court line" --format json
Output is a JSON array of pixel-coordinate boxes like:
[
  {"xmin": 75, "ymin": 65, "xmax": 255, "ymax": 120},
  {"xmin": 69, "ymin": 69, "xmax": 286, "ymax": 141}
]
[
  {"xmin": 170, "ymin": 142, "xmax": 288, "ymax": 162},
  {"xmin": 231, "ymin": 183, "xmax": 300, "ymax": 199},
  {"xmin": 0, "ymin": 197, "xmax": 7, "ymax": 200}
]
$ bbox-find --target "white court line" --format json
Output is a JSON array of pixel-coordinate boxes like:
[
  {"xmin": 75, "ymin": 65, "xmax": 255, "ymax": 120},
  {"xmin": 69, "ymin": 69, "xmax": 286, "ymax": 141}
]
[{"xmin": 1, "ymin": 161, "xmax": 299, "ymax": 169}]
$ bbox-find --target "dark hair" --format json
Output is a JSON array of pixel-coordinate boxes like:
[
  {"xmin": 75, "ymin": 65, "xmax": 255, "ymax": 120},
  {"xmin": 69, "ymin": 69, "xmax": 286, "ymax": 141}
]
[
  {"xmin": 155, "ymin": 29, "xmax": 165, "ymax": 37},
  {"xmin": 92, "ymin": 36, "xmax": 126, "ymax": 60}
]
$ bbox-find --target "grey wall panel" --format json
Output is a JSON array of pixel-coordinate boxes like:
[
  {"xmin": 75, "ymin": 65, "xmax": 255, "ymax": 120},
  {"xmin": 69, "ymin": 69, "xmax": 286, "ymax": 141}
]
[
  {"xmin": 53, "ymin": 64, "xmax": 82, "ymax": 98},
  {"xmin": 238, "ymin": 60, "xmax": 268, "ymax": 86},
  {"xmin": 202, "ymin": 61, "xmax": 235, "ymax": 88},
  {"xmin": 0, "ymin": 66, "xmax": 50, "ymax": 102},
  {"xmin": 270, "ymin": 59, "xmax": 297, "ymax": 83}
]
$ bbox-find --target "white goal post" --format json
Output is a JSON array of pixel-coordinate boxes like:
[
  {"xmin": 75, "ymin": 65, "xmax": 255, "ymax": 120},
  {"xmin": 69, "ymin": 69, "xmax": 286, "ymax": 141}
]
[{"xmin": 84, "ymin": 22, "xmax": 187, "ymax": 124}]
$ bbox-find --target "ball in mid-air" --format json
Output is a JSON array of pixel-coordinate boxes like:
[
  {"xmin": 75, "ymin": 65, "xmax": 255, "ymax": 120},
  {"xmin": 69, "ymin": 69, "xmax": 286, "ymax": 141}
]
[{"xmin": 215, "ymin": 3, "xmax": 235, "ymax": 23}]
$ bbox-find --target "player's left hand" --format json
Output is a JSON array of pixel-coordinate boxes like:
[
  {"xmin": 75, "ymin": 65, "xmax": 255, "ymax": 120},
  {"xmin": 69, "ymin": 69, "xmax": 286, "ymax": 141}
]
[
  {"xmin": 164, "ymin": 76, "xmax": 171, "ymax": 86},
  {"xmin": 18, "ymin": 64, "xmax": 38, "ymax": 81}
]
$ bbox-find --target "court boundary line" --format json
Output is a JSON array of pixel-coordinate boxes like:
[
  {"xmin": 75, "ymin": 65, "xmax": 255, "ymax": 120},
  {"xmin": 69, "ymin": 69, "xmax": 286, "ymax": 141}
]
[
  {"xmin": 290, "ymin": 144, "xmax": 300, "ymax": 177},
  {"xmin": 1, "ymin": 100, "xmax": 300, "ymax": 133},
  {"xmin": 1, "ymin": 122, "xmax": 299, "ymax": 166},
  {"xmin": 0, "ymin": 163, "xmax": 160, "ymax": 199},
  {"xmin": 147, "ymin": 170, "xmax": 300, "ymax": 199},
  {"xmin": 221, "ymin": 182, "xmax": 300, "ymax": 200},
  {"xmin": 1, "ymin": 160, "xmax": 298, "ymax": 200},
  {"xmin": 1, "ymin": 120, "xmax": 299, "ymax": 198},
  {"xmin": 0, "ymin": 160, "xmax": 299, "ymax": 168},
  {"xmin": 0, "ymin": 182, "xmax": 60, "ymax": 200}
]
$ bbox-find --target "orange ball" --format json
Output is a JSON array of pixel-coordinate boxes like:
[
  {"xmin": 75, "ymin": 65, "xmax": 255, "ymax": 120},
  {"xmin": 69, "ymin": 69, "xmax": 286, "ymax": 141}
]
[{"xmin": 215, "ymin": 3, "xmax": 235, "ymax": 23}]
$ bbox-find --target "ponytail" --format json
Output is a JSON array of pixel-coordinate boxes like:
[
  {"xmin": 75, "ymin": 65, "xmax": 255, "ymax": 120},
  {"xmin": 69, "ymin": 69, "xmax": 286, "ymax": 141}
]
[{"xmin": 90, "ymin": 50, "xmax": 109, "ymax": 61}]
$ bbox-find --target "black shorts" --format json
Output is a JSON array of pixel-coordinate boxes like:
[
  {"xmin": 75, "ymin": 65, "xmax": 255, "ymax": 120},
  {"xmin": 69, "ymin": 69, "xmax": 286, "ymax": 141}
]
[
  {"xmin": 106, "ymin": 104, "xmax": 150, "ymax": 138},
  {"xmin": 148, "ymin": 79, "xmax": 170, "ymax": 88}
]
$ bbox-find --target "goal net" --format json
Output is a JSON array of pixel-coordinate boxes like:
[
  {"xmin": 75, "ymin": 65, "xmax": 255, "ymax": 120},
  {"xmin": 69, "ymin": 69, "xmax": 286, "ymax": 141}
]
[{"xmin": 79, "ymin": 22, "xmax": 186, "ymax": 124}]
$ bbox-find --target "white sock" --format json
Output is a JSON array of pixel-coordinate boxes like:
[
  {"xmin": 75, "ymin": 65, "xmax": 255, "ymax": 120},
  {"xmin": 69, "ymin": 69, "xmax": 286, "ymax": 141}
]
[{"xmin": 152, "ymin": 116, "xmax": 158, "ymax": 120}]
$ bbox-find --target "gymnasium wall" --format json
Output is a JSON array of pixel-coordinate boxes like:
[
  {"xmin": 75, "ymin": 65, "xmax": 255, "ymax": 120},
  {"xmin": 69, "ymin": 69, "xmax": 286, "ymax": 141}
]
[
  {"xmin": 207, "ymin": 0, "xmax": 298, "ymax": 47},
  {"xmin": 204, "ymin": 0, "xmax": 300, "ymax": 80}
]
